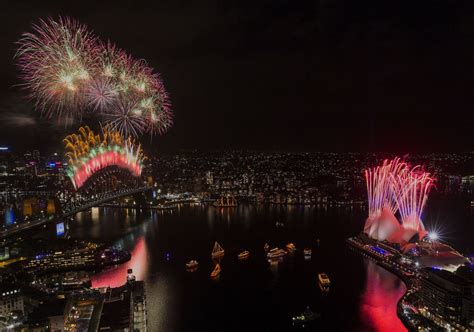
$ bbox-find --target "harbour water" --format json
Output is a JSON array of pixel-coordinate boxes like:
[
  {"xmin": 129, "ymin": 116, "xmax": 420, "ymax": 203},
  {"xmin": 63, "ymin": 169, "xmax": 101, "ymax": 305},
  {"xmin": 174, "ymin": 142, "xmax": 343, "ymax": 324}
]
[{"xmin": 69, "ymin": 200, "xmax": 472, "ymax": 331}]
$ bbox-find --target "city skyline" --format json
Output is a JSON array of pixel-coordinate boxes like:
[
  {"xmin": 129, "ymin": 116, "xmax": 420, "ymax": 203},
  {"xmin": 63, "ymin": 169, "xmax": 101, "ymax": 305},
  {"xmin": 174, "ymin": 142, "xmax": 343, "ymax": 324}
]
[{"xmin": 0, "ymin": 0, "xmax": 472, "ymax": 152}]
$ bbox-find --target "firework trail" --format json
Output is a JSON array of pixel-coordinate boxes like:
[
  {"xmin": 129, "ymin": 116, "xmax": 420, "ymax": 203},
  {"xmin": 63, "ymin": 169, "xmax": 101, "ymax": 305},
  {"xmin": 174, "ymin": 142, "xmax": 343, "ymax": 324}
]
[
  {"xmin": 391, "ymin": 166, "xmax": 434, "ymax": 233},
  {"xmin": 364, "ymin": 158, "xmax": 407, "ymax": 236},
  {"xmin": 16, "ymin": 17, "xmax": 172, "ymax": 137},
  {"xmin": 364, "ymin": 158, "xmax": 435, "ymax": 242},
  {"xmin": 365, "ymin": 158, "xmax": 406, "ymax": 219}
]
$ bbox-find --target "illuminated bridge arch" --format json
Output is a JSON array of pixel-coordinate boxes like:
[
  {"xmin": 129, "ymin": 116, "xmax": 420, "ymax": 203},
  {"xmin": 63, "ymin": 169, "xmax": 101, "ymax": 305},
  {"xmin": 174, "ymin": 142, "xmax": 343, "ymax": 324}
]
[{"xmin": 64, "ymin": 126, "xmax": 145, "ymax": 190}]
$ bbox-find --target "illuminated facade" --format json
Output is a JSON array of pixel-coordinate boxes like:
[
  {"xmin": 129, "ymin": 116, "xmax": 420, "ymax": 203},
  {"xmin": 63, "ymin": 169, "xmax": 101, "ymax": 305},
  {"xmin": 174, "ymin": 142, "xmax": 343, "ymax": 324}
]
[{"xmin": 0, "ymin": 285, "xmax": 24, "ymax": 317}]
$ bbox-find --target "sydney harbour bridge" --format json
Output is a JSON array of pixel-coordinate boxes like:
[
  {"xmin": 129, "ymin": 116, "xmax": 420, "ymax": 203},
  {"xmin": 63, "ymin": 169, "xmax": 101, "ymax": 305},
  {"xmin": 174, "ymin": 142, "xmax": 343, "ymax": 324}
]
[{"xmin": 0, "ymin": 127, "xmax": 154, "ymax": 240}]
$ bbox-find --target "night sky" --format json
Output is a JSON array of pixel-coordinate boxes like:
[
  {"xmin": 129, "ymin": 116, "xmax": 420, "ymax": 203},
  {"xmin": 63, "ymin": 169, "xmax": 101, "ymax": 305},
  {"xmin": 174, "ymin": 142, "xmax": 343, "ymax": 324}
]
[{"xmin": 0, "ymin": 0, "xmax": 472, "ymax": 153}]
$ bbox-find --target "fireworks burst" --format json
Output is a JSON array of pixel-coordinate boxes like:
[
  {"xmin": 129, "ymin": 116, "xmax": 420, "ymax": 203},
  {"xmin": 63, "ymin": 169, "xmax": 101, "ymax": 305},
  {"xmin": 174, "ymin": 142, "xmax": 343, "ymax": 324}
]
[
  {"xmin": 391, "ymin": 166, "xmax": 434, "ymax": 232},
  {"xmin": 365, "ymin": 158, "xmax": 407, "ymax": 219},
  {"xmin": 16, "ymin": 17, "xmax": 98, "ymax": 118},
  {"xmin": 85, "ymin": 78, "xmax": 118, "ymax": 111},
  {"xmin": 102, "ymin": 98, "xmax": 148, "ymax": 138},
  {"xmin": 16, "ymin": 17, "xmax": 172, "ymax": 137}
]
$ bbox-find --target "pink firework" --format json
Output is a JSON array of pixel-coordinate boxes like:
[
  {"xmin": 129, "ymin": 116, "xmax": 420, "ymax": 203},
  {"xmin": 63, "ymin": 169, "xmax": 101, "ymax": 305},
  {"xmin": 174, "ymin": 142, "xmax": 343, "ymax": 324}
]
[
  {"xmin": 364, "ymin": 158, "xmax": 409, "ymax": 240},
  {"xmin": 85, "ymin": 78, "xmax": 118, "ymax": 111},
  {"xmin": 16, "ymin": 17, "xmax": 173, "ymax": 138},
  {"xmin": 102, "ymin": 97, "xmax": 148, "ymax": 138},
  {"xmin": 364, "ymin": 157, "xmax": 435, "ymax": 243},
  {"xmin": 16, "ymin": 17, "xmax": 99, "ymax": 118},
  {"xmin": 365, "ymin": 158, "xmax": 406, "ymax": 219},
  {"xmin": 391, "ymin": 166, "xmax": 434, "ymax": 233}
]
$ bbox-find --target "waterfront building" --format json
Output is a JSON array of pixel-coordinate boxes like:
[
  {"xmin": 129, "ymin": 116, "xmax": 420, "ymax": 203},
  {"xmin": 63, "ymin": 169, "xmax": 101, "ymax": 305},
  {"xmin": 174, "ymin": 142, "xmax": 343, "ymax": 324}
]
[
  {"xmin": 25, "ymin": 299, "xmax": 66, "ymax": 331},
  {"xmin": 24, "ymin": 248, "xmax": 97, "ymax": 272},
  {"xmin": 64, "ymin": 291, "xmax": 104, "ymax": 331},
  {"xmin": 419, "ymin": 266, "xmax": 474, "ymax": 329},
  {"xmin": 456, "ymin": 265, "xmax": 474, "ymax": 329},
  {"xmin": 64, "ymin": 273, "xmax": 146, "ymax": 331},
  {"xmin": 0, "ymin": 284, "xmax": 23, "ymax": 317}
]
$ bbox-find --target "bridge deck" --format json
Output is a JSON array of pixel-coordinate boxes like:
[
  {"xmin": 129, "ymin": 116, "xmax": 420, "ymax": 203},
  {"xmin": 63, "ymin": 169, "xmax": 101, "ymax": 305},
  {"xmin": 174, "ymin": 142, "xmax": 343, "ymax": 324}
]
[{"xmin": 0, "ymin": 186, "xmax": 151, "ymax": 239}]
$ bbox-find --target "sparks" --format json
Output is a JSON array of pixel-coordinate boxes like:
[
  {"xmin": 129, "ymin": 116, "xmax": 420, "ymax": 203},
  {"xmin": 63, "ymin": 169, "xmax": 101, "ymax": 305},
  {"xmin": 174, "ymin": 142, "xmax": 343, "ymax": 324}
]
[
  {"xmin": 63, "ymin": 126, "xmax": 145, "ymax": 189},
  {"xmin": 16, "ymin": 17, "xmax": 172, "ymax": 138}
]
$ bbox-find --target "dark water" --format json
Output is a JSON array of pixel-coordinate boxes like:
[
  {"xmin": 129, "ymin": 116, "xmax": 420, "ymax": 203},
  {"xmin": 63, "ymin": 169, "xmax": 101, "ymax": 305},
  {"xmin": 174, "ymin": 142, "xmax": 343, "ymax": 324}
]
[{"xmin": 69, "ymin": 201, "xmax": 473, "ymax": 331}]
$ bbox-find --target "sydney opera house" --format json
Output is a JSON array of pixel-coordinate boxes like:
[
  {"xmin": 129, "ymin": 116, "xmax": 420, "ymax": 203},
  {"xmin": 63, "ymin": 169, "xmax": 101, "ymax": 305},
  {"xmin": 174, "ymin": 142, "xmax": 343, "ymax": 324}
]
[{"xmin": 363, "ymin": 158, "xmax": 467, "ymax": 269}]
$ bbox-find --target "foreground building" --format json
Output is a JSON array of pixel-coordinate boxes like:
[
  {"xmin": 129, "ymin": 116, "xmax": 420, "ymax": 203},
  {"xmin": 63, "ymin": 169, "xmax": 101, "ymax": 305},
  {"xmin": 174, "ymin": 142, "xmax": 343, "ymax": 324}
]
[
  {"xmin": 0, "ymin": 284, "xmax": 24, "ymax": 318},
  {"xmin": 64, "ymin": 271, "xmax": 146, "ymax": 331},
  {"xmin": 419, "ymin": 265, "xmax": 474, "ymax": 330}
]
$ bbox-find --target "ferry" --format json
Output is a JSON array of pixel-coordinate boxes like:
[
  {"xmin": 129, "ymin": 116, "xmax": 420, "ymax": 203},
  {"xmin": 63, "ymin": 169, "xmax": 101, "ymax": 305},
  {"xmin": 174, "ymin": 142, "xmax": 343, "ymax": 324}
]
[
  {"xmin": 210, "ymin": 263, "xmax": 221, "ymax": 279},
  {"xmin": 185, "ymin": 260, "xmax": 199, "ymax": 270},
  {"xmin": 275, "ymin": 221, "xmax": 285, "ymax": 228},
  {"xmin": 286, "ymin": 243, "xmax": 296, "ymax": 252},
  {"xmin": 267, "ymin": 248, "xmax": 287, "ymax": 259},
  {"xmin": 318, "ymin": 273, "xmax": 331, "ymax": 292},
  {"xmin": 292, "ymin": 307, "xmax": 320, "ymax": 326},
  {"xmin": 264, "ymin": 243, "xmax": 270, "ymax": 253},
  {"xmin": 237, "ymin": 250, "xmax": 250, "ymax": 261},
  {"xmin": 303, "ymin": 248, "xmax": 312, "ymax": 259},
  {"xmin": 211, "ymin": 242, "xmax": 225, "ymax": 259}
]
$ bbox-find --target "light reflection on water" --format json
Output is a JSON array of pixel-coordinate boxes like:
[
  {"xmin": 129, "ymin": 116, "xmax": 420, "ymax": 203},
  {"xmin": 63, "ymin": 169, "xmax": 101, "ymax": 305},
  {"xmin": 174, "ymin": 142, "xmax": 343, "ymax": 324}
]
[
  {"xmin": 68, "ymin": 202, "xmax": 470, "ymax": 331},
  {"xmin": 359, "ymin": 260, "xmax": 407, "ymax": 332},
  {"xmin": 91, "ymin": 236, "xmax": 148, "ymax": 288}
]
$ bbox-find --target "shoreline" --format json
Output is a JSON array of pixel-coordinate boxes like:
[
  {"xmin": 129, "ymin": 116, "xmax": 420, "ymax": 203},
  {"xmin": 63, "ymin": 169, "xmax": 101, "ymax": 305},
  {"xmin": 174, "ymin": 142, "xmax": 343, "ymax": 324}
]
[{"xmin": 346, "ymin": 236, "xmax": 416, "ymax": 332}]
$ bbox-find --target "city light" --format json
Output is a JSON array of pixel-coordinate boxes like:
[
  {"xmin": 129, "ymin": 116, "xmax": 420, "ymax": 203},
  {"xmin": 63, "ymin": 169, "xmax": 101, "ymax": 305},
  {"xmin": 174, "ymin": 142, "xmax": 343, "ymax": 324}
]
[{"xmin": 428, "ymin": 232, "xmax": 439, "ymax": 241}]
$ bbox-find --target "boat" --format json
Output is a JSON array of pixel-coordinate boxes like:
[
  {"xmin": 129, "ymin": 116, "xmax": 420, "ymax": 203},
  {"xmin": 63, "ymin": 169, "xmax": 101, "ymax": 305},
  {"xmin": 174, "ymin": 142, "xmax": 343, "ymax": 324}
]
[
  {"xmin": 292, "ymin": 307, "xmax": 320, "ymax": 326},
  {"xmin": 267, "ymin": 248, "xmax": 287, "ymax": 259},
  {"xmin": 211, "ymin": 242, "xmax": 225, "ymax": 259},
  {"xmin": 286, "ymin": 243, "xmax": 296, "ymax": 252},
  {"xmin": 303, "ymin": 248, "xmax": 312, "ymax": 259},
  {"xmin": 275, "ymin": 221, "xmax": 284, "ymax": 228},
  {"xmin": 318, "ymin": 273, "xmax": 331, "ymax": 292},
  {"xmin": 185, "ymin": 260, "xmax": 199, "ymax": 269},
  {"xmin": 210, "ymin": 263, "xmax": 221, "ymax": 279},
  {"xmin": 238, "ymin": 250, "xmax": 250, "ymax": 261},
  {"xmin": 264, "ymin": 243, "xmax": 270, "ymax": 253}
]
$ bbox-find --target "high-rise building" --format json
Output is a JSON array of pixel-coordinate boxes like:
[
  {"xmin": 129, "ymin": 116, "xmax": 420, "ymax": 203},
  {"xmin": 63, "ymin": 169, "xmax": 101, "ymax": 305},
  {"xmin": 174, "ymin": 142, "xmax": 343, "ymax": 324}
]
[
  {"xmin": 419, "ymin": 266, "xmax": 474, "ymax": 329},
  {"xmin": 206, "ymin": 171, "xmax": 214, "ymax": 186}
]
